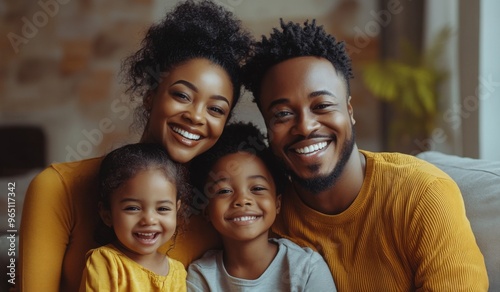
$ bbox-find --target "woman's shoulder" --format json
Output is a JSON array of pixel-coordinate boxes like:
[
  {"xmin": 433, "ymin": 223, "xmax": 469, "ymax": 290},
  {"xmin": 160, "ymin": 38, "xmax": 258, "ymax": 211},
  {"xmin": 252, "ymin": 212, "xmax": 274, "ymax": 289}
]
[
  {"xmin": 29, "ymin": 157, "xmax": 103, "ymax": 189},
  {"xmin": 50, "ymin": 157, "xmax": 103, "ymax": 178}
]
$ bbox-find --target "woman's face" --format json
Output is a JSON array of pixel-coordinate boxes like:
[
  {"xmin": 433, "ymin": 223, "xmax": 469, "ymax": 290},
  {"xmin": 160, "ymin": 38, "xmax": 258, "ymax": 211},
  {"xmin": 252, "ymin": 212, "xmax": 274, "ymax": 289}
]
[{"xmin": 141, "ymin": 58, "xmax": 234, "ymax": 164}]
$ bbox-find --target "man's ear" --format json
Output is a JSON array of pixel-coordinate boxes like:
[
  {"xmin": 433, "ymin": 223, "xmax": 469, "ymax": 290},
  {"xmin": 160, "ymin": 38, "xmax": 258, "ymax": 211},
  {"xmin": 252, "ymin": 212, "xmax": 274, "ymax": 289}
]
[
  {"xmin": 347, "ymin": 95, "xmax": 355, "ymax": 125},
  {"xmin": 276, "ymin": 194, "xmax": 282, "ymax": 214},
  {"xmin": 98, "ymin": 202, "xmax": 112, "ymax": 227}
]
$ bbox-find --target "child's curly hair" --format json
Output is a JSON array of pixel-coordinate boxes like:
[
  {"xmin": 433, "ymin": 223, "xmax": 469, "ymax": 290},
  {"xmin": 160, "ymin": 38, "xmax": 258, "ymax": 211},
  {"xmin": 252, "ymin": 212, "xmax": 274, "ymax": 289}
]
[
  {"xmin": 243, "ymin": 19, "xmax": 354, "ymax": 104},
  {"xmin": 189, "ymin": 122, "xmax": 286, "ymax": 203},
  {"xmin": 95, "ymin": 143, "xmax": 190, "ymax": 245},
  {"xmin": 122, "ymin": 0, "xmax": 253, "ymax": 130}
]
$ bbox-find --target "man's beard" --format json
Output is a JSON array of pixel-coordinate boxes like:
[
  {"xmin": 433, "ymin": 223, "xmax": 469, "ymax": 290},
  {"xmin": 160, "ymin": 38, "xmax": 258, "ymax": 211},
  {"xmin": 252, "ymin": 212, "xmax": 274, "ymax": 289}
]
[{"xmin": 288, "ymin": 128, "xmax": 356, "ymax": 194}]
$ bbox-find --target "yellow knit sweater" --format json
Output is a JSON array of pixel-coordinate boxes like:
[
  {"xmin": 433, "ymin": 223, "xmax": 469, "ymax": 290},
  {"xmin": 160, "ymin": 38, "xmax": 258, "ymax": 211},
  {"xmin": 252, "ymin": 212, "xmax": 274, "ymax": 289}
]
[{"xmin": 272, "ymin": 150, "xmax": 488, "ymax": 291}]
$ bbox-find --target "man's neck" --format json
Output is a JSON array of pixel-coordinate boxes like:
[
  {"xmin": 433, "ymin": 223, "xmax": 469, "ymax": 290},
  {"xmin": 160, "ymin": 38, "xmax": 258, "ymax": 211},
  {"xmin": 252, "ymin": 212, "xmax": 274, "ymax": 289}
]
[{"xmin": 292, "ymin": 148, "xmax": 366, "ymax": 215}]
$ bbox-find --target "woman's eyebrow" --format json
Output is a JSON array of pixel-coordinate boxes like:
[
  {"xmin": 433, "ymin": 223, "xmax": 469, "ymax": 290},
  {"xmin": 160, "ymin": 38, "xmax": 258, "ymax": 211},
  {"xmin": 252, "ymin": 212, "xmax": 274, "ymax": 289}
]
[
  {"xmin": 171, "ymin": 80, "xmax": 197, "ymax": 92},
  {"xmin": 171, "ymin": 80, "xmax": 230, "ymax": 106}
]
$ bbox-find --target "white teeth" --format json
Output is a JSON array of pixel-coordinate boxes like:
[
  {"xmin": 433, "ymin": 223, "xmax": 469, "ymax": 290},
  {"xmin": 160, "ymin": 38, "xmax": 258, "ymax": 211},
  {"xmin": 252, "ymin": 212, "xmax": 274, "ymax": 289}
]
[
  {"xmin": 232, "ymin": 216, "xmax": 257, "ymax": 222},
  {"xmin": 137, "ymin": 233, "xmax": 155, "ymax": 238},
  {"xmin": 173, "ymin": 127, "xmax": 201, "ymax": 140},
  {"xmin": 294, "ymin": 142, "xmax": 328, "ymax": 154}
]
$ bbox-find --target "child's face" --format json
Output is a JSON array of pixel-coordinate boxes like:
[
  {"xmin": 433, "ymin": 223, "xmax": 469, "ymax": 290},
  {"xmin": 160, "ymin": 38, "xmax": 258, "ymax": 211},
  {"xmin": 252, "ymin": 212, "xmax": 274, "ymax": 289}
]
[
  {"xmin": 205, "ymin": 151, "xmax": 281, "ymax": 242},
  {"xmin": 101, "ymin": 169, "xmax": 180, "ymax": 260}
]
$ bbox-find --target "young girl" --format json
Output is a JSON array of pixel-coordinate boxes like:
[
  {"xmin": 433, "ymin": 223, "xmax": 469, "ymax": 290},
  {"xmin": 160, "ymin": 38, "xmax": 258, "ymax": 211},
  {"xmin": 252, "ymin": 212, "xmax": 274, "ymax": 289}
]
[
  {"xmin": 187, "ymin": 123, "xmax": 337, "ymax": 291},
  {"xmin": 79, "ymin": 143, "xmax": 189, "ymax": 291}
]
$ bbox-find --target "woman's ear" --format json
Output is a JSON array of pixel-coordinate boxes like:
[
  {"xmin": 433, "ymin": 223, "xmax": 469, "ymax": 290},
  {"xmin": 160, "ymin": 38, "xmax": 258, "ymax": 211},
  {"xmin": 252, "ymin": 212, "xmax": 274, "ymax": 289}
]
[
  {"xmin": 98, "ymin": 202, "xmax": 112, "ymax": 227},
  {"xmin": 143, "ymin": 92, "xmax": 154, "ymax": 111},
  {"xmin": 176, "ymin": 200, "xmax": 181, "ymax": 212},
  {"xmin": 276, "ymin": 194, "xmax": 282, "ymax": 214}
]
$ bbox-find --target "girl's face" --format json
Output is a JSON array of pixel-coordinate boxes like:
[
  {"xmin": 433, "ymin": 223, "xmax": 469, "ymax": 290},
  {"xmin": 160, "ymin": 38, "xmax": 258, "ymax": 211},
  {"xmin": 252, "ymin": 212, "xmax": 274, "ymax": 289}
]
[
  {"xmin": 205, "ymin": 152, "xmax": 281, "ymax": 243},
  {"xmin": 141, "ymin": 58, "xmax": 234, "ymax": 164},
  {"xmin": 100, "ymin": 169, "xmax": 180, "ymax": 262}
]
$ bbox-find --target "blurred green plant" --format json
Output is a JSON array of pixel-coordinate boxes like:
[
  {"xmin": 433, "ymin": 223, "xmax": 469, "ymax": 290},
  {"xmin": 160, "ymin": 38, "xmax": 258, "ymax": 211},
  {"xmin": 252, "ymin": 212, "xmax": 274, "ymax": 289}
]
[{"xmin": 362, "ymin": 27, "xmax": 452, "ymax": 150}]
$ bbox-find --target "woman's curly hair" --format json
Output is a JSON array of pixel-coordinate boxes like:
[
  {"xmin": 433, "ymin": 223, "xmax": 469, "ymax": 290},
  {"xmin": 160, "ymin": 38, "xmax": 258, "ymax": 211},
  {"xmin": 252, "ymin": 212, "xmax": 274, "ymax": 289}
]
[
  {"xmin": 122, "ymin": 0, "xmax": 253, "ymax": 131},
  {"xmin": 243, "ymin": 19, "xmax": 354, "ymax": 104}
]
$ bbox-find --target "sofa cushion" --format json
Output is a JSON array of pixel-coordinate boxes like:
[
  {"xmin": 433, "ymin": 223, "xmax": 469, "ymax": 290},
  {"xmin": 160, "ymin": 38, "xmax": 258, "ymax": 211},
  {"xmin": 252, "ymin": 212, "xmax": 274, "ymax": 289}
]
[{"xmin": 417, "ymin": 151, "xmax": 500, "ymax": 291}]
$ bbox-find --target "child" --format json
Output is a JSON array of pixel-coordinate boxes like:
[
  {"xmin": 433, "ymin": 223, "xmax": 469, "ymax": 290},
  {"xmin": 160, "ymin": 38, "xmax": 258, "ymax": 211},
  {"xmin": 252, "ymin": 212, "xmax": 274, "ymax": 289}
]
[
  {"xmin": 80, "ymin": 143, "xmax": 189, "ymax": 291},
  {"xmin": 187, "ymin": 122, "xmax": 337, "ymax": 291}
]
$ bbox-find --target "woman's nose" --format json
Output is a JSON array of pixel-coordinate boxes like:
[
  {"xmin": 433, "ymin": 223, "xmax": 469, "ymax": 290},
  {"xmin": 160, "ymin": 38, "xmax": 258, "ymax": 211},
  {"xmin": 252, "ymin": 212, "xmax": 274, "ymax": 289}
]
[{"xmin": 182, "ymin": 104, "xmax": 205, "ymax": 125}]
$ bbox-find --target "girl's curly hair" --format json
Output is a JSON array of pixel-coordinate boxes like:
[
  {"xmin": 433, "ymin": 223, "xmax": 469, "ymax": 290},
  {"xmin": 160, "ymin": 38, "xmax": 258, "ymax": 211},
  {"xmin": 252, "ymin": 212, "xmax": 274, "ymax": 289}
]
[
  {"xmin": 243, "ymin": 19, "xmax": 354, "ymax": 104},
  {"xmin": 95, "ymin": 143, "xmax": 190, "ymax": 246},
  {"xmin": 122, "ymin": 0, "xmax": 253, "ymax": 131}
]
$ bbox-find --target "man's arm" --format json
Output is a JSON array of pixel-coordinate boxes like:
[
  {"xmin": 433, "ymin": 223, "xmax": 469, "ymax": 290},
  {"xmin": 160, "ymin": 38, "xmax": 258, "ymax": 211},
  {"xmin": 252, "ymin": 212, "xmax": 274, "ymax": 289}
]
[{"xmin": 408, "ymin": 178, "xmax": 488, "ymax": 291}]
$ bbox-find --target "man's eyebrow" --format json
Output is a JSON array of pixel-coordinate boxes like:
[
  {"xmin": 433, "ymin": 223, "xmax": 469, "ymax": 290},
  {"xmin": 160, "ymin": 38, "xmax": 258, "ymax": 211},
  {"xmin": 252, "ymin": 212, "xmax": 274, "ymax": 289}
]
[
  {"xmin": 266, "ymin": 90, "xmax": 338, "ymax": 112},
  {"xmin": 309, "ymin": 90, "xmax": 336, "ymax": 98},
  {"xmin": 267, "ymin": 98, "xmax": 289, "ymax": 111}
]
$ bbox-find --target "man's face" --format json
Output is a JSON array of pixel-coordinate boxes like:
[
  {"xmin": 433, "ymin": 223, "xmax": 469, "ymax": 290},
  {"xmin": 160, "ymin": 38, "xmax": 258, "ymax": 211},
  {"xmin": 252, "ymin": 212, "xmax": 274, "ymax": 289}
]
[{"xmin": 258, "ymin": 56, "xmax": 356, "ymax": 193}]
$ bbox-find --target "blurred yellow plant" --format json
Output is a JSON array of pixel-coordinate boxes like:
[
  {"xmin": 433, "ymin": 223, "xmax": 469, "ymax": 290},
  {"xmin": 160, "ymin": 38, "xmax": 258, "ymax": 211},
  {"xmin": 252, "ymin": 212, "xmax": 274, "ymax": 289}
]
[{"xmin": 362, "ymin": 27, "xmax": 451, "ymax": 149}]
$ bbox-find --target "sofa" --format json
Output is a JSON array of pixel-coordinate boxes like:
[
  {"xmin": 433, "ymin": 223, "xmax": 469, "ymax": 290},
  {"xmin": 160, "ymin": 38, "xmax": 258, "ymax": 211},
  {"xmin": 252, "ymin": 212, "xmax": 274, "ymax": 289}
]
[{"xmin": 1, "ymin": 151, "xmax": 498, "ymax": 291}]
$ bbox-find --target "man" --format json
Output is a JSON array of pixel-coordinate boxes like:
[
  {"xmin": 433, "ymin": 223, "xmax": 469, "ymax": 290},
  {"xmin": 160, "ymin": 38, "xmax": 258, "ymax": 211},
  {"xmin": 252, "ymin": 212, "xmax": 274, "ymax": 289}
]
[{"xmin": 242, "ymin": 19, "xmax": 488, "ymax": 291}]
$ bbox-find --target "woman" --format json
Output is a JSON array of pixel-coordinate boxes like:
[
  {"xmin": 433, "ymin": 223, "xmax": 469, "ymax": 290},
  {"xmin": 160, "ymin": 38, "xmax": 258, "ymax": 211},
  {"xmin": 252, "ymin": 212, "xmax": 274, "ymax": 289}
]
[{"xmin": 19, "ymin": 1, "xmax": 252, "ymax": 291}]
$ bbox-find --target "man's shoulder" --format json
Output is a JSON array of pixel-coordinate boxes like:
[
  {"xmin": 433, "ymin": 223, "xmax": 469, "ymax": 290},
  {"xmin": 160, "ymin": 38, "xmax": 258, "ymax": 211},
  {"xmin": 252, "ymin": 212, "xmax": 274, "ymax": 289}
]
[
  {"xmin": 362, "ymin": 150, "xmax": 450, "ymax": 180},
  {"xmin": 361, "ymin": 150, "xmax": 422, "ymax": 165}
]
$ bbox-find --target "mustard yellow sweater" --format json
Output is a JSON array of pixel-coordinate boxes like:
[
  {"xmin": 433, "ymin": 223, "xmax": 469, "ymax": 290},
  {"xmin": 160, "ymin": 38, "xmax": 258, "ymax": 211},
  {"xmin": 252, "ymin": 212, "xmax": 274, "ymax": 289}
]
[
  {"xmin": 272, "ymin": 150, "xmax": 488, "ymax": 291},
  {"xmin": 80, "ymin": 244, "xmax": 186, "ymax": 291}
]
